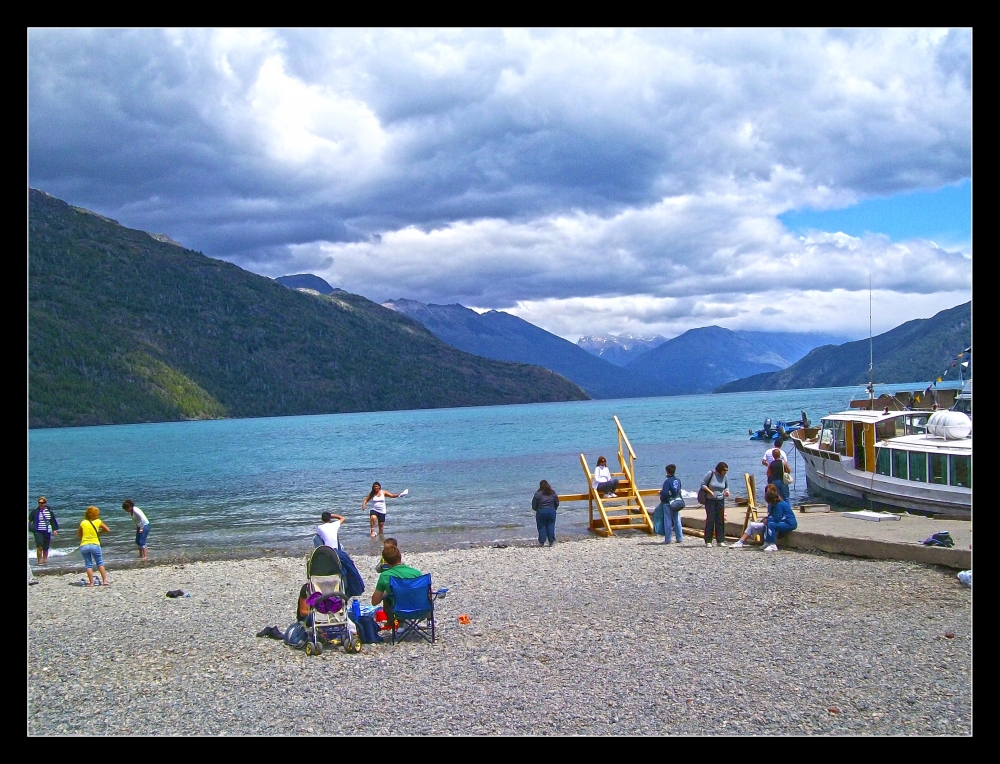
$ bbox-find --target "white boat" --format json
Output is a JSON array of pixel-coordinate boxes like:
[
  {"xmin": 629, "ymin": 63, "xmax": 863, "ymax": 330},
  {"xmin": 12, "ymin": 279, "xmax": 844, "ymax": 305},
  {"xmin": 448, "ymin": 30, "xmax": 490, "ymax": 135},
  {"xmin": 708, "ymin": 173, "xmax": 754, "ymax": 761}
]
[{"xmin": 789, "ymin": 386, "xmax": 971, "ymax": 517}]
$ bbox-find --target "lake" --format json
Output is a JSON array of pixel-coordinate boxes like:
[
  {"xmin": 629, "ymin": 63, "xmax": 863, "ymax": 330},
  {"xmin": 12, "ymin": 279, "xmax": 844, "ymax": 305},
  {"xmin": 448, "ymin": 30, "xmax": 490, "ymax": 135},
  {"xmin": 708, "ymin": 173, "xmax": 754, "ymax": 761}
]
[{"xmin": 28, "ymin": 383, "xmax": 943, "ymax": 567}]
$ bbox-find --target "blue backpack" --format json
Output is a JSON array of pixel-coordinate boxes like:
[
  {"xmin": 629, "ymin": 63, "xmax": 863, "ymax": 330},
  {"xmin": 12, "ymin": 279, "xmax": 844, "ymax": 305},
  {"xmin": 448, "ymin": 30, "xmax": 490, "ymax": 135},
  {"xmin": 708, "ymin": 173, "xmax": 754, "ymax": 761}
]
[{"xmin": 283, "ymin": 622, "xmax": 308, "ymax": 649}]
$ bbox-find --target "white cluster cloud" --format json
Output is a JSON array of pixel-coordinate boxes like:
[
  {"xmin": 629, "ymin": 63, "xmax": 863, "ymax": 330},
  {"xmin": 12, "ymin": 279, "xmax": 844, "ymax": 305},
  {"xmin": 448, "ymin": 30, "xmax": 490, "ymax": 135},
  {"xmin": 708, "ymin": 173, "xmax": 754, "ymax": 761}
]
[{"xmin": 29, "ymin": 28, "xmax": 971, "ymax": 339}]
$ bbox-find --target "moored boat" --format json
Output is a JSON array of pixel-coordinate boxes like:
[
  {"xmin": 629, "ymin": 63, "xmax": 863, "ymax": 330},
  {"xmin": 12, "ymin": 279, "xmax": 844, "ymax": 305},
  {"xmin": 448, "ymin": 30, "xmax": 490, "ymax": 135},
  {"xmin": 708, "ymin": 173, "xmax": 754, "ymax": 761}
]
[{"xmin": 789, "ymin": 389, "xmax": 971, "ymax": 517}]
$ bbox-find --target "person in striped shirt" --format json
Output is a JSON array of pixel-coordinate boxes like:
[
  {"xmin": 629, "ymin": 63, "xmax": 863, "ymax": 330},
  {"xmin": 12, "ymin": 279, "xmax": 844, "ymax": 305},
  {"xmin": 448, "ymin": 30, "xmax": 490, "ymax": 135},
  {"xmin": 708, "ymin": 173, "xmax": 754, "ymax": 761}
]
[{"xmin": 29, "ymin": 496, "xmax": 59, "ymax": 564}]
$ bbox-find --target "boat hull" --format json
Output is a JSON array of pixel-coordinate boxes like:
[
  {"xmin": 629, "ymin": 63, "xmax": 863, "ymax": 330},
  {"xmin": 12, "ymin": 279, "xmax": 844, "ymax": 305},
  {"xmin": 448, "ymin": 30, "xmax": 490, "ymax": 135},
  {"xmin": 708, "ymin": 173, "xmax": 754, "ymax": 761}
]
[{"xmin": 793, "ymin": 440, "xmax": 971, "ymax": 518}]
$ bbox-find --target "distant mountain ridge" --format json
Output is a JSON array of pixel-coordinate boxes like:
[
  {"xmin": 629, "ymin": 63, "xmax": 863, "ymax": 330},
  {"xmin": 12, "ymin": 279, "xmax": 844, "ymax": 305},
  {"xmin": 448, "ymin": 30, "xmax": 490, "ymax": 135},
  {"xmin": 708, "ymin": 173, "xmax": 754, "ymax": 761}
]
[
  {"xmin": 382, "ymin": 299, "xmax": 637, "ymax": 399},
  {"xmin": 621, "ymin": 326, "xmax": 787, "ymax": 395},
  {"xmin": 714, "ymin": 302, "xmax": 972, "ymax": 392},
  {"xmin": 383, "ymin": 298, "xmax": 853, "ymax": 398},
  {"xmin": 28, "ymin": 189, "xmax": 588, "ymax": 428},
  {"xmin": 578, "ymin": 330, "xmax": 848, "ymax": 368},
  {"xmin": 577, "ymin": 334, "xmax": 667, "ymax": 366}
]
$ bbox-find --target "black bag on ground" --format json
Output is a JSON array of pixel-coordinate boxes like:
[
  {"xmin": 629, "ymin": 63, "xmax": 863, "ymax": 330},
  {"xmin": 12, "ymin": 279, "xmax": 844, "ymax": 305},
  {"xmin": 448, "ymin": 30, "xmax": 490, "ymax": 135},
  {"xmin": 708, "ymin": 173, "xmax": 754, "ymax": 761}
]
[
  {"xmin": 922, "ymin": 531, "xmax": 955, "ymax": 548},
  {"xmin": 348, "ymin": 611, "xmax": 384, "ymax": 644}
]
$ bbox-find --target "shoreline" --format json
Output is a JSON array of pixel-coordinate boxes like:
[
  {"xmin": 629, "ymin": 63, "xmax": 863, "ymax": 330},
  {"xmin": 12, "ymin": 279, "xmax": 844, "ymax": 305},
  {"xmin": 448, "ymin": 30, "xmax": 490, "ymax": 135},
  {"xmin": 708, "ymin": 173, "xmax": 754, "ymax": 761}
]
[
  {"xmin": 29, "ymin": 500, "xmax": 970, "ymax": 578},
  {"xmin": 27, "ymin": 530, "xmax": 591, "ymax": 578}
]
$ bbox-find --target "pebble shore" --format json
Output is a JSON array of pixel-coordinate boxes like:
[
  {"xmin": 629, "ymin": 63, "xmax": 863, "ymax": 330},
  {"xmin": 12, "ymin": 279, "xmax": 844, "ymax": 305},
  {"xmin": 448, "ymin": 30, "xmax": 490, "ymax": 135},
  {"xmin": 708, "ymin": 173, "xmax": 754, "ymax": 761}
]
[{"xmin": 28, "ymin": 536, "xmax": 971, "ymax": 736}]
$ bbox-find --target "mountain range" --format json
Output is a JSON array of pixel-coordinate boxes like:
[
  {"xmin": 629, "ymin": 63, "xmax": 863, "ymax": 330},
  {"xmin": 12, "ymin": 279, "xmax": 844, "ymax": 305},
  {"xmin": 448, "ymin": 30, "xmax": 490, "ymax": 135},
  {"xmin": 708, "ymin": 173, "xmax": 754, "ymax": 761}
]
[
  {"xmin": 28, "ymin": 189, "xmax": 587, "ymax": 428},
  {"xmin": 714, "ymin": 302, "xmax": 972, "ymax": 393},
  {"xmin": 30, "ymin": 186, "xmax": 966, "ymax": 428},
  {"xmin": 383, "ymin": 299, "xmax": 852, "ymax": 398},
  {"xmin": 382, "ymin": 299, "xmax": 636, "ymax": 398}
]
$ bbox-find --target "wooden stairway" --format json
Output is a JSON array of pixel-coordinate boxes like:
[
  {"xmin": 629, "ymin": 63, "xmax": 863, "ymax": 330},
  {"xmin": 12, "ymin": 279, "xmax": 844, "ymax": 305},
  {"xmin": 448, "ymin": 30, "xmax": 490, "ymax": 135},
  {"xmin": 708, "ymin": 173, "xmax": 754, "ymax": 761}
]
[{"xmin": 579, "ymin": 416, "xmax": 654, "ymax": 536}]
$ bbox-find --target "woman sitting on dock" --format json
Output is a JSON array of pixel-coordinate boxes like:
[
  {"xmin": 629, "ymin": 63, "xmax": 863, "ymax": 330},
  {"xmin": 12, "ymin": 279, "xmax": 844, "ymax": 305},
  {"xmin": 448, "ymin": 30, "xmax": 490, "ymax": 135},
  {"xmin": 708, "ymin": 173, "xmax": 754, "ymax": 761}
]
[{"xmin": 731, "ymin": 483, "xmax": 797, "ymax": 552}]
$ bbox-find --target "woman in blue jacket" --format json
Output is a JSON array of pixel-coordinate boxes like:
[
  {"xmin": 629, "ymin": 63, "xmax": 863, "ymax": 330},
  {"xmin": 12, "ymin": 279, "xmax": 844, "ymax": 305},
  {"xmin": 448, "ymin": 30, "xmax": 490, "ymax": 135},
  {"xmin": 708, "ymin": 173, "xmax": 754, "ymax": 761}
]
[
  {"xmin": 731, "ymin": 483, "xmax": 797, "ymax": 551},
  {"xmin": 659, "ymin": 464, "xmax": 684, "ymax": 544},
  {"xmin": 532, "ymin": 480, "xmax": 560, "ymax": 547}
]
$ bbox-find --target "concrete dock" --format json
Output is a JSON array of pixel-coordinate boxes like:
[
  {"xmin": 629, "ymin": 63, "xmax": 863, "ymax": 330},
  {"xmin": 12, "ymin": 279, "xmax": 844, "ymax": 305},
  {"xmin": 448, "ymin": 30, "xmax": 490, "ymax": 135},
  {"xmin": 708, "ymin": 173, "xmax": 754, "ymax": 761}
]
[{"xmin": 671, "ymin": 503, "xmax": 971, "ymax": 569}]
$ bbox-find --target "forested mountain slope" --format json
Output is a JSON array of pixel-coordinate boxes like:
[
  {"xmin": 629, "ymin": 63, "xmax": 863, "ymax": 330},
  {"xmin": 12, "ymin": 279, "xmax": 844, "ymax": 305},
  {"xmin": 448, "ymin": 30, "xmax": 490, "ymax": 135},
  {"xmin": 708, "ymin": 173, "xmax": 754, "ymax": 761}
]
[{"xmin": 28, "ymin": 189, "xmax": 587, "ymax": 428}]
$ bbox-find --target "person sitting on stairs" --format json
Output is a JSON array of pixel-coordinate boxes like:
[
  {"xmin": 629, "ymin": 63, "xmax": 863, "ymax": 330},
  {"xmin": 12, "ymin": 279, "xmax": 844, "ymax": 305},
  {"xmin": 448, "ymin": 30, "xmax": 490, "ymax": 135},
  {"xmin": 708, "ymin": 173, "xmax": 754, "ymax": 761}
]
[{"xmin": 593, "ymin": 456, "xmax": 621, "ymax": 498}]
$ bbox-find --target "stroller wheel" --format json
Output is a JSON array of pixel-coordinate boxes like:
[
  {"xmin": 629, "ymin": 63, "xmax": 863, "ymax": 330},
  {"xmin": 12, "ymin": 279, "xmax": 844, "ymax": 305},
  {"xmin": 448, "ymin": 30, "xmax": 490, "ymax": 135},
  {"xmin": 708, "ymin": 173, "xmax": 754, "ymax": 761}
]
[
  {"xmin": 304, "ymin": 642, "xmax": 314, "ymax": 656},
  {"xmin": 313, "ymin": 641, "xmax": 323, "ymax": 656}
]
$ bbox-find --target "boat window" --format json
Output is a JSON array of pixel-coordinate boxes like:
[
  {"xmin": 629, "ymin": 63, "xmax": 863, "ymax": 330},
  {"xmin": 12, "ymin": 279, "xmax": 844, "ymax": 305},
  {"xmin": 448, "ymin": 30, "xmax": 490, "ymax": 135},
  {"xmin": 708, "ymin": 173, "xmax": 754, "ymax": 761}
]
[
  {"xmin": 905, "ymin": 415, "xmax": 929, "ymax": 435},
  {"xmin": 952, "ymin": 398, "xmax": 971, "ymax": 417},
  {"xmin": 875, "ymin": 448, "xmax": 891, "ymax": 476},
  {"xmin": 891, "ymin": 449, "xmax": 908, "ymax": 479},
  {"xmin": 908, "ymin": 451, "xmax": 927, "ymax": 482},
  {"xmin": 876, "ymin": 417, "xmax": 905, "ymax": 442},
  {"xmin": 819, "ymin": 424, "xmax": 834, "ymax": 451},
  {"xmin": 928, "ymin": 453, "xmax": 948, "ymax": 485},
  {"xmin": 834, "ymin": 420, "xmax": 847, "ymax": 456},
  {"xmin": 949, "ymin": 455, "xmax": 971, "ymax": 489}
]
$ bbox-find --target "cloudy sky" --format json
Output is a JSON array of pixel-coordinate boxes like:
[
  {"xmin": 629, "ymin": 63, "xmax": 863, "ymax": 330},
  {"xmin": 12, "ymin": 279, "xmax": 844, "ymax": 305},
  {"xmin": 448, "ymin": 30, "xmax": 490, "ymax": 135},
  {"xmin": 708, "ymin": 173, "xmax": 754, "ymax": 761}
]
[{"xmin": 28, "ymin": 28, "xmax": 971, "ymax": 341}]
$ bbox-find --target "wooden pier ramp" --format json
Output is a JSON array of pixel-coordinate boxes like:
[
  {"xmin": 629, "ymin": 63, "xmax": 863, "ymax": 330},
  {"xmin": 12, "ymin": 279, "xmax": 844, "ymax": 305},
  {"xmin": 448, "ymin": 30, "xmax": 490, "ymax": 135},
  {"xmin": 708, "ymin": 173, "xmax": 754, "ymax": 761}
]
[{"xmin": 558, "ymin": 416, "xmax": 655, "ymax": 537}]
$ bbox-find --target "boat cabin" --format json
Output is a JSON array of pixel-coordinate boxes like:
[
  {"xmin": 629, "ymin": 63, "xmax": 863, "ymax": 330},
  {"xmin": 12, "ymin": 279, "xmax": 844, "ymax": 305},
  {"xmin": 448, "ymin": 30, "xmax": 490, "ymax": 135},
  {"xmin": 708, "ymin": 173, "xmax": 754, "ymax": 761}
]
[{"xmin": 799, "ymin": 410, "xmax": 971, "ymax": 489}]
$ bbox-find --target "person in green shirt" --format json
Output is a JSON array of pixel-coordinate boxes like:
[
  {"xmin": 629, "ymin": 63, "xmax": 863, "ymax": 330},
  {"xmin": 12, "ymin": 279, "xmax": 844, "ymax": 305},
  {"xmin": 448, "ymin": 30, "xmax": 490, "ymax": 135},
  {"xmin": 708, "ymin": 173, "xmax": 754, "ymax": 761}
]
[{"xmin": 371, "ymin": 545, "xmax": 423, "ymax": 619}]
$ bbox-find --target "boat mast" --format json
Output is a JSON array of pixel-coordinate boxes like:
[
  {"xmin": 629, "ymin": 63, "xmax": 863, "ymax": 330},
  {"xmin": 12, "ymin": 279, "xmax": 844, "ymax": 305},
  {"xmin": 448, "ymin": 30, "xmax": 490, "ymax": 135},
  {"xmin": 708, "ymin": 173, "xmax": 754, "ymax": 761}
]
[{"xmin": 868, "ymin": 275, "xmax": 874, "ymax": 411}]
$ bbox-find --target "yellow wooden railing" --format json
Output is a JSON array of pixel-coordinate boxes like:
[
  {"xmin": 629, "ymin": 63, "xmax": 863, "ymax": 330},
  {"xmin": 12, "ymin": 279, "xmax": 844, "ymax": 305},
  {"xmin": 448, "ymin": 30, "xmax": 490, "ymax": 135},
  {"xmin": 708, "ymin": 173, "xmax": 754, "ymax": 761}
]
[{"xmin": 564, "ymin": 417, "xmax": 653, "ymax": 537}]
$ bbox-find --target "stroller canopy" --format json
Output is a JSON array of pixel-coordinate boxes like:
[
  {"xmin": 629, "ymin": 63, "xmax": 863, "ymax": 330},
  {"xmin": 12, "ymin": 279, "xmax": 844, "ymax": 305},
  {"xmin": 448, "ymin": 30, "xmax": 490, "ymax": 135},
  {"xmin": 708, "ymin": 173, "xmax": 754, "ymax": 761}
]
[{"xmin": 308, "ymin": 545, "xmax": 344, "ymax": 578}]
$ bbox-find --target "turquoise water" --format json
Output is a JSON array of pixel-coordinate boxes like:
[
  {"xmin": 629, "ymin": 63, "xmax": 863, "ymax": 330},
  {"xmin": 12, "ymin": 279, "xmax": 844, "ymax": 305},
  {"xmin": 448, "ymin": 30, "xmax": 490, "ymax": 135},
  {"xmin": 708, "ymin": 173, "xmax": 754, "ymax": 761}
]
[{"xmin": 27, "ymin": 383, "xmax": 953, "ymax": 566}]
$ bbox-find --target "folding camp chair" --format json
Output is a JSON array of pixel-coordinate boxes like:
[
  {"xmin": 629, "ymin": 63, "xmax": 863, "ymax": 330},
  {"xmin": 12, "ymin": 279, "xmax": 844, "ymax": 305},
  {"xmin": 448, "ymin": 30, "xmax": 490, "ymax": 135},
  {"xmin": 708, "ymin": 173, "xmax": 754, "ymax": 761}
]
[{"xmin": 388, "ymin": 574, "xmax": 447, "ymax": 644}]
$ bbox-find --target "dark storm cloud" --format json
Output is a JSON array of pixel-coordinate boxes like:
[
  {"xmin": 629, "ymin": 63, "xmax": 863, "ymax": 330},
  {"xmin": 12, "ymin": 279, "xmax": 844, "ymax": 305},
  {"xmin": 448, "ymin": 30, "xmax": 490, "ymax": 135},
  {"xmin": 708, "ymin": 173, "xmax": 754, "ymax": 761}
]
[{"xmin": 28, "ymin": 28, "xmax": 970, "ymax": 338}]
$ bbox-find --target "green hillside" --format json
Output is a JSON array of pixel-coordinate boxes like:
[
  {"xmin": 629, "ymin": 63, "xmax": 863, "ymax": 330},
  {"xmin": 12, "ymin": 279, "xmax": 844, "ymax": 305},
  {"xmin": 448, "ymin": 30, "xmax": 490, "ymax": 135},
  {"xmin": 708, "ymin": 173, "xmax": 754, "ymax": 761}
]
[
  {"xmin": 714, "ymin": 302, "xmax": 971, "ymax": 393},
  {"xmin": 28, "ymin": 189, "xmax": 587, "ymax": 428}
]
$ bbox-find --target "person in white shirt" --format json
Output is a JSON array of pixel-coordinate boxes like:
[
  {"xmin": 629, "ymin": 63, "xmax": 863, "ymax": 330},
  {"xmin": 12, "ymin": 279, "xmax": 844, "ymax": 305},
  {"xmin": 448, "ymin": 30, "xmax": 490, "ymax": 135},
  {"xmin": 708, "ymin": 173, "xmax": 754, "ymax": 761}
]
[
  {"xmin": 122, "ymin": 498, "xmax": 150, "ymax": 560},
  {"xmin": 362, "ymin": 482, "xmax": 401, "ymax": 538},
  {"xmin": 761, "ymin": 447, "xmax": 788, "ymax": 467},
  {"xmin": 592, "ymin": 456, "xmax": 621, "ymax": 498},
  {"xmin": 314, "ymin": 511, "xmax": 346, "ymax": 550}
]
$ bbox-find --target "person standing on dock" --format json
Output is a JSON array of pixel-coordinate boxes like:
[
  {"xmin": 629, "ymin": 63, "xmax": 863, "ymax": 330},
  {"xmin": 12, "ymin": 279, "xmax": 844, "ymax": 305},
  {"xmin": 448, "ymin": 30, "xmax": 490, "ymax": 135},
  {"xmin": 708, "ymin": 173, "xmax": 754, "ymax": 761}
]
[
  {"xmin": 701, "ymin": 462, "xmax": 730, "ymax": 547},
  {"xmin": 766, "ymin": 448, "xmax": 791, "ymax": 501},
  {"xmin": 761, "ymin": 446, "xmax": 788, "ymax": 468}
]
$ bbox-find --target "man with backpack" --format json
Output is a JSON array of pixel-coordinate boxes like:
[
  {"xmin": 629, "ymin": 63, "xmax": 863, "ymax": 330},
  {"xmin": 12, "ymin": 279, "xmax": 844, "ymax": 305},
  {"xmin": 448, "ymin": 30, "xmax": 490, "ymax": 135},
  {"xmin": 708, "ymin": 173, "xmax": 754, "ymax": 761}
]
[{"xmin": 659, "ymin": 465, "xmax": 684, "ymax": 544}]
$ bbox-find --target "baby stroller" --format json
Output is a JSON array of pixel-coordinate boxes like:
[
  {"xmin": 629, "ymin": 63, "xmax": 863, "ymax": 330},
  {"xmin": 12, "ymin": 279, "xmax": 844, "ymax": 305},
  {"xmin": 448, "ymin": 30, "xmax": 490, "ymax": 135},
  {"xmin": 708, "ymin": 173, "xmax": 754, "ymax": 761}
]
[{"xmin": 303, "ymin": 545, "xmax": 362, "ymax": 655}]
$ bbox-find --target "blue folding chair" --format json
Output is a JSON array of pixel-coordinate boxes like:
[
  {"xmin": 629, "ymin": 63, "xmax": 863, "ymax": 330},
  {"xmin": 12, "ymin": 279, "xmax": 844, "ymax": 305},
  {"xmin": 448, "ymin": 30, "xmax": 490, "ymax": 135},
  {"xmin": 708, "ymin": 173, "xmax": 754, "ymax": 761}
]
[{"xmin": 388, "ymin": 574, "xmax": 448, "ymax": 644}]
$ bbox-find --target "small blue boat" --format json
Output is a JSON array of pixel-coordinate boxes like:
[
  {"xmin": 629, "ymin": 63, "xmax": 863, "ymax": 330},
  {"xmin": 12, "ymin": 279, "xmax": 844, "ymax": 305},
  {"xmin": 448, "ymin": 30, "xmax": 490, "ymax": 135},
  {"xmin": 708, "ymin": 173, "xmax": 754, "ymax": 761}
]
[{"xmin": 749, "ymin": 412, "xmax": 809, "ymax": 444}]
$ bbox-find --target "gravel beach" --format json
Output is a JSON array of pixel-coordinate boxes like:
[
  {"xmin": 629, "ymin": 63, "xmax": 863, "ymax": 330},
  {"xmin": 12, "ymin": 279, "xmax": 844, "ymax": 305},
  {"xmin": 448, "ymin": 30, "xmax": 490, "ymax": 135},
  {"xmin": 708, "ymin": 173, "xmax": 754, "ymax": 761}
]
[{"xmin": 27, "ymin": 536, "xmax": 971, "ymax": 736}]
